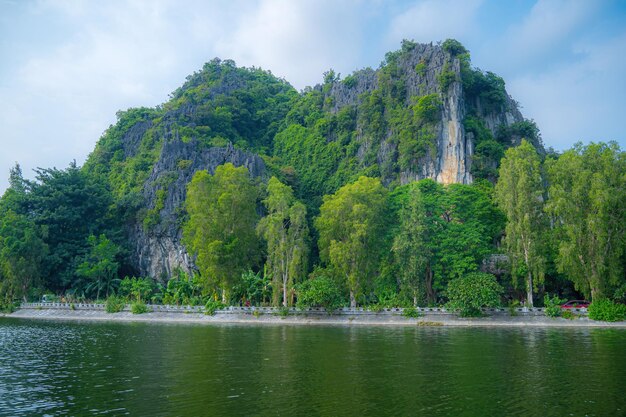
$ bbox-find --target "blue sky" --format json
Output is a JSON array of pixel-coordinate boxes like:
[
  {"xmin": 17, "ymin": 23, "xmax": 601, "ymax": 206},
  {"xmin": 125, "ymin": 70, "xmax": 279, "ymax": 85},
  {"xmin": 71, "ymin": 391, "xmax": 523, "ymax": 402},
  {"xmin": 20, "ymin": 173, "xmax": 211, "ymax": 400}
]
[{"xmin": 1, "ymin": 0, "xmax": 625, "ymax": 191}]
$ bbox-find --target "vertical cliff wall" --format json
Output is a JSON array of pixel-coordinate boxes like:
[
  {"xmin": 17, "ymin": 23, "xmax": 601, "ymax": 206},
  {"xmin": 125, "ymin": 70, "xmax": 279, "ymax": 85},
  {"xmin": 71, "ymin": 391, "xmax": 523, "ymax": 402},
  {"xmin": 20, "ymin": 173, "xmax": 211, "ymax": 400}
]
[
  {"xmin": 132, "ymin": 140, "xmax": 266, "ymax": 280},
  {"xmin": 437, "ymin": 58, "xmax": 472, "ymax": 185}
]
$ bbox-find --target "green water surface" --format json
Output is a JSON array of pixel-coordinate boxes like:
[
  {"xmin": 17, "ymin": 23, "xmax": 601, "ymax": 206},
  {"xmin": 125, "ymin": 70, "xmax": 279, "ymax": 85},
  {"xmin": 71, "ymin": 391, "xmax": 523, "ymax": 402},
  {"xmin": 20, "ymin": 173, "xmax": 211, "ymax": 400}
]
[{"xmin": 0, "ymin": 318, "xmax": 624, "ymax": 416}]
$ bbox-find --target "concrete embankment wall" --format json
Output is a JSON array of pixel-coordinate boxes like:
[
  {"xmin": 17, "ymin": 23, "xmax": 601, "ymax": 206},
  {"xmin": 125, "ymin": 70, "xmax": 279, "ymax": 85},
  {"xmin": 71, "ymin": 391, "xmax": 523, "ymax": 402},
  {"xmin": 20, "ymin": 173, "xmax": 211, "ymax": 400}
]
[{"xmin": 7, "ymin": 303, "xmax": 620, "ymax": 328}]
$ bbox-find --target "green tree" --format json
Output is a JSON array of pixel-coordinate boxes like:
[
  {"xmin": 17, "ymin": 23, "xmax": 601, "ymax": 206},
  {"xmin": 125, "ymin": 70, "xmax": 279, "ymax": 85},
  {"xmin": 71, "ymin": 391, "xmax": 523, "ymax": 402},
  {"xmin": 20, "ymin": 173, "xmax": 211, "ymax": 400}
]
[
  {"xmin": 0, "ymin": 210, "xmax": 48, "ymax": 302},
  {"xmin": 316, "ymin": 176, "xmax": 388, "ymax": 307},
  {"xmin": 545, "ymin": 142, "xmax": 626, "ymax": 301},
  {"xmin": 446, "ymin": 272, "xmax": 503, "ymax": 317},
  {"xmin": 257, "ymin": 177, "xmax": 309, "ymax": 307},
  {"xmin": 296, "ymin": 276, "xmax": 345, "ymax": 313},
  {"xmin": 75, "ymin": 234, "xmax": 121, "ymax": 300},
  {"xmin": 183, "ymin": 163, "xmax": 260, "ymax": 303},
  {"xmin": 0, "ymin": 164, "xmax": 30, "ymax": 214},
  {"xmin": 436, "ymin": 182, "xmax": 503, "ymax": 282},
  {"xmin": 236, "ymin": 269, "xmax": 272, "ymax": 306},
  {"xmin": 495, "ymin": 140, "xmax": 546, "ymax": 307},
  {"xmin": 29, "ymin": 162, "xmax": 115, "ymax": 291},
  {"xmin": 391, "ymin": 179, "xmax": 503, "ymax": 303},
  {"xmin": 392, "ymin": 183, "xmax": 430, "ymax": 306},
  {"xmin": 120, "ymin": 276, "xmax": 153, "ymax": 303}
]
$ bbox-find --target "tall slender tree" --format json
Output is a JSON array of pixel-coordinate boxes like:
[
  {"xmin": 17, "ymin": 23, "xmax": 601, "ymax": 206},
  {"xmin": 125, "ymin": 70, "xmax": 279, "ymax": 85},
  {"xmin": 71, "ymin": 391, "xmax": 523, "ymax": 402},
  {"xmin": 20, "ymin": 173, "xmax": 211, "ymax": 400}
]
[
  {"xmin": 257, "ymin": 177, "xmax": 309, "ymax": 307},
  {"xmin": 495, "ymin": 140, "xmax": 546, "ymax": 307},
  {"xmin": 316, "ymin": 176, "xmax": 388, "ymax": 307},
  {"xmin": 392, "ymin": 183, "xmax": 430, "ymax": 306},
  {"xmin": 183, "ymin": 163, "xmax": 259, "ymax": 302},
  {"xmin": 545, "ymin": 142, "xmax": 625, "ymax": 301}
]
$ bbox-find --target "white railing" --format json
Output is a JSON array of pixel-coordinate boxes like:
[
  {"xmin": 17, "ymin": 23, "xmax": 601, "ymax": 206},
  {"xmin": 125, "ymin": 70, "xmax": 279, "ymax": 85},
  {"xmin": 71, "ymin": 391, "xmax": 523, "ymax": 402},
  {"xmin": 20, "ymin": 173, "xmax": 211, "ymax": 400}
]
[{"xmin": 19, "ymin": 303, "xmax": 588, "ymax": 316}]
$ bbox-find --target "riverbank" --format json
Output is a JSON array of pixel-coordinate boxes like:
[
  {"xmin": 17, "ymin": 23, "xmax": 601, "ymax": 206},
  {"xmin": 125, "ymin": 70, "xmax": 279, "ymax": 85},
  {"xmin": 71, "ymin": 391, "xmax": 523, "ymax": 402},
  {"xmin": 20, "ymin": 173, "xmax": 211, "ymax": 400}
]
[{"xmin": 5, "ymin": 305, "xmax": 626, "ymax": 327}]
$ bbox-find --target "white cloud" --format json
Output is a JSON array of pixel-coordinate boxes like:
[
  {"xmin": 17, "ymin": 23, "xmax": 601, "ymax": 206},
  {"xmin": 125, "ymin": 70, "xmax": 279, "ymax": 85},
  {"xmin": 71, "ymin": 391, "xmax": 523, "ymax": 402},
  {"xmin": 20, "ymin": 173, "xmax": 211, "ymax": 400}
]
[
  {"xmin": 386, "ymin": 0, "xmax": 483, "ymax": 46},
  {"xmin": 508, "ymin": 32, "xmax": 626, "ymax": 150},
  {"xmin": 0, "ymin": 0, "xmax": 246, "ymax": 190},
  {"xmin": 487, "ymin": 0, "xmax": 602, "ymax": 73},
  {"xmin": 216, "ymin": 0, "xmax": 366, "ymax": 89}
]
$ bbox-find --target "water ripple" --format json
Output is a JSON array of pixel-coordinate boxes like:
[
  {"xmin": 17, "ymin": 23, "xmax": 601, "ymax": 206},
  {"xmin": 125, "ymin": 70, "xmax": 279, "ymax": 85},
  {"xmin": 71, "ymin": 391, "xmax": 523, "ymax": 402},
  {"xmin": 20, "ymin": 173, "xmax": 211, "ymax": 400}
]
[{"xmin": 0, "ymin": 319, "xmax": 624, "ymax": 416}]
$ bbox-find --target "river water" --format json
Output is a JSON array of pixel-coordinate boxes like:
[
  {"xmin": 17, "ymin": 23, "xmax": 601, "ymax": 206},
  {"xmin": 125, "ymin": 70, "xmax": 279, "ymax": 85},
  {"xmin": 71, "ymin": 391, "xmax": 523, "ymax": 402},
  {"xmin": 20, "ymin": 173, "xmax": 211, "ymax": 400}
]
[{"xmin": 0, "ymin": 318, "xmax": 624, "ymax": 416}]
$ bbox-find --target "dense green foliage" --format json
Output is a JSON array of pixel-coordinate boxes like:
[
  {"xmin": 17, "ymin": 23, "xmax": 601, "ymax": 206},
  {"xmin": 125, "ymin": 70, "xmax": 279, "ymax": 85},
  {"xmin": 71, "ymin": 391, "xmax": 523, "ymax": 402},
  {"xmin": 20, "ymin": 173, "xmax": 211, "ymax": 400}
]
[
  {"xmin": 235, "ymin": 269, "xmax": 272, "ymax": 306},
  {"xmin": 392, "ymin": 183, "xmax": 429, "ymax": 306},
  {"xmin": 464, "ymin": 116, "xmax": 502, "ymax": 180},
  {"xmin": 160, "ymin": 271, "xmax": 203, "ymax": 306},
  {"xmin": 204, "ymin": 299, "xmax": 226, "ymax": 315},
  {"xmin": 130, "ymin": 301, "xmax": 150, "ymax": 314},
  {"xmin": 389, "ymin": 179, "xmax": 505, "ymax": 303},
  {"xmin": 29, "ymin": 164, "xmax": 116, "ymax": 291},
  {"xmin": 587, "ymin": 299, "xmax": 626, "ymax": 322},
  {"xmin": 543, "ymin": 294, "xmax": 567, "ymax": 318},
  {"xmin": 0, "ymin": 163, "xmax": 124, "ymax": 302},
  {"xmin": 446, "ymin": 272, "xmax": 503, "ymax": 317},
  {"xmin": 545, "ymin": 142, "xmax": 626, "ymax": 301},
  {"xmin": 296, "ymin": 276, "xmax": 345, "ymax": 313},
  {"xmin": 257, "ymin": 177, "xmax": 309, "ymax": 306},
  {"xmin": 402, "ymin": 306, "xmax": 420, "ymax": 318},
  {"xmin": 495, "ymin": 140, "xmax": 546, "ymax": 306},
  {"xmin": 119, "ymin": 276, "xmax": 154, "ymax": 303},
  {"xmin": 75, "ymin": 235, "xmax": 121, "ymax": 300},
  {"xmin": 0, "ymin": 209, "xmax": 47, "ymax": 303},
  {"xmin": 316, "ymin": 177, "xmax": 389, "ymax": 307},
  {"xmin": 105, "ymin": 295, "xmax": 126, "ymax": 313},
  {"xmin": 183, "ymin": 164, "xmax": 260, "ymax": 302}
]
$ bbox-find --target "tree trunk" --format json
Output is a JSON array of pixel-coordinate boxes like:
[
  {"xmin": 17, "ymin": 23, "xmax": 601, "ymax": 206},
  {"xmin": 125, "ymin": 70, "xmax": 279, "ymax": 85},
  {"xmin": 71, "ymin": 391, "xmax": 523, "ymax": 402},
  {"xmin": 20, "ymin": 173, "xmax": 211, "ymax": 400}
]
[
  {"xmin": 590, "ymin": 264, "xmax": 600, "ymax": 301},
  {"xmin": 526, "ymin": 271, "xmax": 534, "ymax": 308},
  {"xmin": 350, "ymin": 290, "xmax": 356, "ymax": 308},
  {"xmin": 413, "ymin": 295, "xmax": 417, "ymax": 307},
  {"xmin": 425, "ymin": 264, "xmax": 435, "ymax": 304},
  {"xmin": 283, "ymin": 276, "xmax": 288, "ymax": 307}
]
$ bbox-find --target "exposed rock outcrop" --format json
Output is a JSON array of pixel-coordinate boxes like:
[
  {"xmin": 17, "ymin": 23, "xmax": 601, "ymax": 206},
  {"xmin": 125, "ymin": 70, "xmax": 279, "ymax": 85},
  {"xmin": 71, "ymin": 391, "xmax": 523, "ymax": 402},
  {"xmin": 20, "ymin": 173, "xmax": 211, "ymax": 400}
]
[
  {"xmin": 436, "ymin": 58, "xmax": 472, "ymax": 185},
  {"xmin": 131, "ymin": 139, "xmax": 266, "ymax": 280},
  {"xmin": 322, "ymin": 42, "xmax": 525, "ymax": 186}
]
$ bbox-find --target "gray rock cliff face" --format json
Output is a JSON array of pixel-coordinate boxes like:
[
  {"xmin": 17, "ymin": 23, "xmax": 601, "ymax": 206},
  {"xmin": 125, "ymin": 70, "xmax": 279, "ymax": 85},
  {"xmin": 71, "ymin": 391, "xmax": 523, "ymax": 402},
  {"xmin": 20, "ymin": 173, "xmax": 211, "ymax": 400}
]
[
  {"xmin": 131, "ymin": 139, "xmax": 265, "ymax": 280},
  {"xmin": 324, "ymin": 42, "xmax": 525, "ymax": 185},
  {"xmin": 436, "ymin": 57, "xmax": 472, "ymax": 185}
]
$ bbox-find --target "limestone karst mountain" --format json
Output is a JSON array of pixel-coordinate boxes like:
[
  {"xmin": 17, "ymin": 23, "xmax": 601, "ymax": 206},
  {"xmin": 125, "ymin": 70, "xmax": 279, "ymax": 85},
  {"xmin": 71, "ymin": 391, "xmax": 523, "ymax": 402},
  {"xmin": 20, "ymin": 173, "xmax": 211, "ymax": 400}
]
[{"xmin": 85, "ymin": 39, "xmax": 542, "ymax": 279}]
